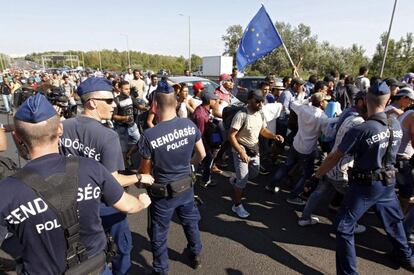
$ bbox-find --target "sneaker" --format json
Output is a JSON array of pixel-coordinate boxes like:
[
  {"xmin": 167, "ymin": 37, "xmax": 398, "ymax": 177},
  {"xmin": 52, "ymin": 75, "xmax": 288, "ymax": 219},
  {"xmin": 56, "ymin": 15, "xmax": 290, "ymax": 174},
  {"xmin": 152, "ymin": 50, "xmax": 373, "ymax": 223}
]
[
  {"xmin": 229, "ymin": 177, "xmax": 237, "ymax": 186},
  {"xmin": 200, "ymin": 179, "xmax": 217, "ymax": 188},
  {"xmin": 185, "ymin": 249, "xmax": 201, "ymax": 270},
  {"xmin": 408, "ymin": 233, "xmax": 414, "ymax": 245},
  {"xmin": 354, "ymin": 224, "xmax": 366, "ymax": 234},
  {"xmin": 286, "ymin": 197, "xmax": 306, "ymax": 206},
  {"xmin": 265, "ymin": 185, "xmax": 280, "ymax": 193},
  {"xmin": 211, "ymin": 164, "xmax": 223, "ymax": 174},
  {"xmin": 231, "ymin": 204, "xmax": 250, "ymax": 218},
  {"xmin": 387, "ymin": 249, "xmax": 414, "ymax": 270},
  {"xmin": 259, "ymin": 165, "xmax": 270, "ymax": 175},
  {"xmin": 298, "ymin": 216, "xmax": 320, "ymax": 226}
]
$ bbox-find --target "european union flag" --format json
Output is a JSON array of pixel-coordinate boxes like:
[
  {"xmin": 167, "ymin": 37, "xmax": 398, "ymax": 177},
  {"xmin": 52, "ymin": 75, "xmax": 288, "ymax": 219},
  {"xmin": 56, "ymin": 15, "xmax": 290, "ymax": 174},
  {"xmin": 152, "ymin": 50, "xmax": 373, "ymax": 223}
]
[{"xmin": 236, "ymin": 5, "xmax": 283, "ymax": 71}]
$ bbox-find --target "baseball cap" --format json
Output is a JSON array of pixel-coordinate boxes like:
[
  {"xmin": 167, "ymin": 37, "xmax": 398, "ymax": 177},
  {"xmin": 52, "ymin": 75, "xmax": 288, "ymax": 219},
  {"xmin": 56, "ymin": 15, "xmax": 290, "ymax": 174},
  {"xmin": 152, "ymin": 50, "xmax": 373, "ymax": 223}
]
[
  {"xmin": 354, "ymin": 91, "xmax": 367, "ymax": 100},
  {"xmin": 193, "ymin": 82, "xmax": 204, "ymax": 91},
  {"xmin": 385, "ymin": 78, "xmax": 405, "ymax": 88},
  {"xmin": 369, "ymin": 80, "xmax": 390, "ymax": 96},
  {"xmin": 273, "ymin": 81, "xmax": 285, "ymax": 90},
  {"xmin": 155, "ymin": 80, "xmax": 174, "ymax": 94},
  {"xmin": 15, "ymin": 93, "xmax": 57, "ymax": 123},
  {"xmin": 312, "ymin": 92, "xmax": 331, "ymax": 103},
  {"xmin": 201, "ymin": 90, "xmax": 218, "ymax": 102},
  {"xmin": 394, "ymin": 87, "xmax": 414, "ymax": 100},
  {"xmin": 219, "ymin": 74, "xmax": 232, "ymax": 82},
  {"xmin": 292, "ymin": 77, "xmax": 305, "ymax": 85},
  {"xmin": 247, "ymin": 89, "xmax": 264, "ymax": 101},
  {"xmin": 77, "ymin": 77, "xmax": 112, "ymax": 96}
]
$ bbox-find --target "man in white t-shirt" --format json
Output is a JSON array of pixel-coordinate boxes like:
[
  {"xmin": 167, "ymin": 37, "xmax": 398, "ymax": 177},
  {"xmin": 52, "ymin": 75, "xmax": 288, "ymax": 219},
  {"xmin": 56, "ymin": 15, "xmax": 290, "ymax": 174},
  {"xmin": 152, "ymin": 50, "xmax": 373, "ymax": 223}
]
[
  {"xmin": 298, "ymin": 91, "xmax": 367, "ymax": 228},
  {"xmin": 355, "ymin": 66, "xmax": 370, "ymax": 92},
  {"xmin": 265, "ymin": 92, "xmax": 331, "ymax": 206}
]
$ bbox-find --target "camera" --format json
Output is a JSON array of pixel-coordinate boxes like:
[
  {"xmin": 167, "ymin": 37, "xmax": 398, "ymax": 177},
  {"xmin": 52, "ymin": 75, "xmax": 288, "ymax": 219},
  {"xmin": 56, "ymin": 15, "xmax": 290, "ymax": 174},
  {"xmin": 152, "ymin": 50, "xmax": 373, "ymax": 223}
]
[{"xmin": 44, "ymin": 87, "xmax": 75, "ymax": 119}]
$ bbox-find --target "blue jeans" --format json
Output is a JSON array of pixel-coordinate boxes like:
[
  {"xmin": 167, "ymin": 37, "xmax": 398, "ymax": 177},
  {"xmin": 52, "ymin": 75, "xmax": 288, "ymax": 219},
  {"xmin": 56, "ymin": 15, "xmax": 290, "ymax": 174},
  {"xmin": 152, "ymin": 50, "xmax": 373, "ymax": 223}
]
[
  {"xmin": 100, "ymin": 205, "xmax": 132, "ymax": 275},
  {"xmin": 334, "ymin": 181, "xmax": 412, "ymax": 275},
  {"xmin": 269, "ymin": 146, "xmax": 315, "ymax": 198},
  {"xmin": 150, "ymin": 189, "xmax": 202, "ymax": 274},
  {"xmin": 232, "ymin": 150, "xmax": 260, "ymax": 189},
  {"xmin": 302, "ymin": 177, "xmax": 348, "ymax": 220},
  {"xmin": 115, "ymin": 123, "xmax": 141, "ymax": 153},
  {"xmin": 2, "ymin": 94, "xmax": 12, "ymax": 113},
  {"xmin": 201, "ymin": 146, "xmax": 218, "ymax": 183},
  {"xmin": 396, "ymin": 160, "xmax": 414, "ymax": 199}
]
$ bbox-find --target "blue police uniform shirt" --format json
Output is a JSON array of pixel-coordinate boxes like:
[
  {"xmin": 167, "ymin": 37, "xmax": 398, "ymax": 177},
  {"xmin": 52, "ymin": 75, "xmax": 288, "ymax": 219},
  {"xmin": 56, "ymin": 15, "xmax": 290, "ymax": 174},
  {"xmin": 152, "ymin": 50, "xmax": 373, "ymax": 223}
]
[
  {"xmin": 138, "ymin": 117, "xmax": 201, "ymax": 183},
  {"xmin": 0, "ymin": 154, "xmax": 124, "ymax": 275},
  {"xmin": 59, "ymin": 116, "xmax": 125, "ymax": 173},
  {"xmin": 338, "ymin": 112, "xmax": 402, "ymax": 172}
]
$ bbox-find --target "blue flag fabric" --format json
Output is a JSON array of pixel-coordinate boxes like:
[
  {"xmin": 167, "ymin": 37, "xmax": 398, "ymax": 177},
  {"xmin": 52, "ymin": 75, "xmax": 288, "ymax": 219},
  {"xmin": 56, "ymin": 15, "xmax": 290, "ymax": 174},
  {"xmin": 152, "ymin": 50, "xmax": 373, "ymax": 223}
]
[{"xmin": 236, "ymin": 5, "xmax": 283, "ymax": 71}]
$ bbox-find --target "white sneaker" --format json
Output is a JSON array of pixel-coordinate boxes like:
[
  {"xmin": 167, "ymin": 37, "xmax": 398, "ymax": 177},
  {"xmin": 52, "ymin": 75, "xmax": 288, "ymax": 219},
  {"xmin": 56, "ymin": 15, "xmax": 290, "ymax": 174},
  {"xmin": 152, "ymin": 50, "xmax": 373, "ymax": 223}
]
[
  {"xmin": 298, "ymin": 216, "xmax": 320, "ymax": 226},
  {"xmin": 355, "ymin": 224, "xmax": 366, "ymax": 234},
  {"xmin": 231, "ymin": 204, "xmax": 250, "ymax": 218}
]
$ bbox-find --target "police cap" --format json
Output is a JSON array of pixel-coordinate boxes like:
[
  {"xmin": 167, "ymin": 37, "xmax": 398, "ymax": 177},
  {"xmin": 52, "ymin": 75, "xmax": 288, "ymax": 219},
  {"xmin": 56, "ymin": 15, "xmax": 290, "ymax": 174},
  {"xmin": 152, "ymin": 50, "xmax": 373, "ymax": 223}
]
[
  {"xmin": 15, "ymin": 93, "xmax": 57, "ymax": 123},
  {"xmin": 77, "ymin": 77, "xmax": 113, "ymax": 96}
]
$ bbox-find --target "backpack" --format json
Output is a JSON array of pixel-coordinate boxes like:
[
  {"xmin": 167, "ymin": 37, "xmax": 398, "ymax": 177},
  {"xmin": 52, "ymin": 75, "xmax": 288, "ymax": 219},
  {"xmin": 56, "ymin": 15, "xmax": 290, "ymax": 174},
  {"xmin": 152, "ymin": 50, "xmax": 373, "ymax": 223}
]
[
  {"xmin": 222, "ymin": 105, "xmax": 265, "ymax": 131},
  {"xmin": 222, "ymin": 106, "xmax": 246, "ymax": 130},
  {"xmin": 12, "ymin": 157, "xmax": 106, "ymax": 274},
  {"xmin": 0, "ymin": 156, "xmax": 18, "ymax": 180}
]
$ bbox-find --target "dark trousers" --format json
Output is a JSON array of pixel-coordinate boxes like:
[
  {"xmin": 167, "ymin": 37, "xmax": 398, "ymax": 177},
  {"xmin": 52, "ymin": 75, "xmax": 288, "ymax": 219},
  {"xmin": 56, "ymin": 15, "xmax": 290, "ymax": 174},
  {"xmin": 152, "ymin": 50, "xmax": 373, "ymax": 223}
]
[
  {"xmin": 150, "ymin": 189, "xmax": 202, "ymax": 274},
  {"xmin": 269, "ymin": 146, "xmax": 315, "ymax": 198},
  {"xmin": 334, "ymin": 181, "xmax": 412, "ymax": 275},
  {"xmin": 100, "ymin": 205, "xmax": 132, "ymax": 275}
]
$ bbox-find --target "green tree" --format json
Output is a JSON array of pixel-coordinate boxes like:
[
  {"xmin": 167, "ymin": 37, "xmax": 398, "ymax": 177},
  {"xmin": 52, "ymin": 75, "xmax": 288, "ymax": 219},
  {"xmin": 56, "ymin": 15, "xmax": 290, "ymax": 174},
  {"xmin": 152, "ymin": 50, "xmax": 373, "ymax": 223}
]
[{"xmin": 222, "ymin": 25, "xmax": 243, "ymax": 64}]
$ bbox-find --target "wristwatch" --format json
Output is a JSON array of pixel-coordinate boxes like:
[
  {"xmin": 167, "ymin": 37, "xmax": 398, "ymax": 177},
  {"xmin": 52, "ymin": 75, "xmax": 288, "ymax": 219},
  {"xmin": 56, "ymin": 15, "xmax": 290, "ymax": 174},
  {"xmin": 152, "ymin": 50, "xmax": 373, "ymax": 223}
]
[{"xmin": 136, "ymin": 173, "xmax": 142, "ymax": 183}]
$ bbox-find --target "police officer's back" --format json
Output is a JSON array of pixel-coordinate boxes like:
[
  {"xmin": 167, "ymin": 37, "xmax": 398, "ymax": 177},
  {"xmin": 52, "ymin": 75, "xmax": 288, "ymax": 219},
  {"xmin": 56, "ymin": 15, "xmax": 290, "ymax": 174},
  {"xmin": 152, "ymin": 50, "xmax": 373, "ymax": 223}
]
[
  {"xmin": 0, "ymin": 94, "xmax": 151, "ymax": 274},
  {"xmin": 138, "ymin": 81, "xmax": 206, "ymax": 275}
]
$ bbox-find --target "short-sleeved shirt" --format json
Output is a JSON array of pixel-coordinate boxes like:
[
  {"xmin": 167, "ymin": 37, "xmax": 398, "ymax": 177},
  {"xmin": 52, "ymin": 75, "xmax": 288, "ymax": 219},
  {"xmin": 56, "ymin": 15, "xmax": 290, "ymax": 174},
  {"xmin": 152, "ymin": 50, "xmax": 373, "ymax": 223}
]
[
  {"xmin": 0, "ymin": 154, "xmax": 124, "ymax": 275},
  {"xmin": 138, "ymin": 117, "xmax": 201, "ymax": 184},
  {"xmin": 326, "ymin": 114, "xmax": 365, "ymax": 181},
  {"xmin": 338, "ymin": 112, "xmax": 402, "ymax": 172},
  {"xmin": 59, "ymin": 116, "xmax": 125, "ymax": 173},
  {"xmin": 231, "ymin": 109, "xmax": 266, "ymax": 148},
  {"xmin": 192, "ymin": 105, "xmax": 210, "ymax": 135}
]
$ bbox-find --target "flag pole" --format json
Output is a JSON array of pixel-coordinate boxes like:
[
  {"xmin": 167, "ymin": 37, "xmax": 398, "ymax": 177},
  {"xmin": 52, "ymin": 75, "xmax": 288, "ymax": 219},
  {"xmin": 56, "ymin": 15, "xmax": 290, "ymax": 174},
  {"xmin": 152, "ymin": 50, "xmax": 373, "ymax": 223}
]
[
  {"xmin": 380, "ymin": 0, "xmax": 398, "ymax": 78},
  {"xmin": 281, "ymin": 42, "xmax": 299, "ymax": 77}
]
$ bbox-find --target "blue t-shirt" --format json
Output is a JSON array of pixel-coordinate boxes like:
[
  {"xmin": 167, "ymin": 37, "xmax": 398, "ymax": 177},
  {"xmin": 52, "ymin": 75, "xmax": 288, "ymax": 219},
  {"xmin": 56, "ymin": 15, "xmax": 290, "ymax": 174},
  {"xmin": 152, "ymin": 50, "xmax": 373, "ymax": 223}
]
[
  {"xmin": 338, "ymin": 112, "xmax": 402, "ymax": 172},
  {"xmin": 138, "ymin": 117, "xmax": 201, "ymax": 184},
  {"xmin": 0, "ymin": 154, "xmax": 124, "ymax": 275},
  {"xmin": 59, "ymin": 116, "xmax": 124, "ymax": 173}
]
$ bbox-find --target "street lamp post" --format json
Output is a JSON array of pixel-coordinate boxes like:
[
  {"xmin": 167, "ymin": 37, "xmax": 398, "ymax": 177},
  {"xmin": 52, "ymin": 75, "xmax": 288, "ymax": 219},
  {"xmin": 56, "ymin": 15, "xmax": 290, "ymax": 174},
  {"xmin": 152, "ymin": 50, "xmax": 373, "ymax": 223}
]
[
  {"xmin": 120, "ymin": 33, "xmax": 131, "ymax": 68},
  {"xmin": 179, "ymin": 14, "xmax": 191, "ymax": 73}
]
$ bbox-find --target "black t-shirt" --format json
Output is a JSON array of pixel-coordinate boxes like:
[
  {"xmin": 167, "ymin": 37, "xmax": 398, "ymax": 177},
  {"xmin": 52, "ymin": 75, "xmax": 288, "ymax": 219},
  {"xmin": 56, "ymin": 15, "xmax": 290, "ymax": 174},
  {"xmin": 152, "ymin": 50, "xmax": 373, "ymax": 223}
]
[
  {"xmin": 59, "ymin": 116, "xmax": 125, "ymax": 173},
  {"xmin": 138, "ymin": 117, "xmax": 201, "ymax": 183},
  {"xmin": 114, "ymin": 94, "xmax": 135, "ymax": 127},
  {"xmin": 0, "ymin": 154, "xmax": 124, "ymax": 274}
]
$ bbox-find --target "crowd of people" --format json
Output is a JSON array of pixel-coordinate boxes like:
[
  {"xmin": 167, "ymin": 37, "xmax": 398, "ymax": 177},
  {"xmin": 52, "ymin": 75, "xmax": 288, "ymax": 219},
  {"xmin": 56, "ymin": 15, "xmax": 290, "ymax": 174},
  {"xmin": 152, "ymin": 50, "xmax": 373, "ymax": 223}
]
[{"xmin": 0, "ymin": 66, "xmax": 414, "ymax": 274}]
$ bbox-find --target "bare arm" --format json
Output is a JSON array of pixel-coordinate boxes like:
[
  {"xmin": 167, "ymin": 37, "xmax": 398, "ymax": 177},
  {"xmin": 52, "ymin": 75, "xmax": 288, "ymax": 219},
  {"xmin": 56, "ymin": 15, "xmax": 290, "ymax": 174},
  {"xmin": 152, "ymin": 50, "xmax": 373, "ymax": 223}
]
[
  {"xmin": 260, "ymin": 127, "xmax": 284, "ymax": 143},
  {"xmin": 0, "ymin": 129, "xmax": 7, "ymax": 152},
  {"xmin": 228, "ymin": 128, "xmax": 249, "ymax": 163},
  {"xmin": 147, "ymin": 112, "xmax": 156, "ymax": 128},
  {"xmin": 191, "ymin": 139, "xmax": 206, "ymax": 165},
  {"xmin": 315, "ymin": 150, "xmax": 344, "ymax": 178},
  {"xmin": 111, "ymin": 171, "xmax": 154, "ymax": 187},
  {"xmin": 112, "ymin": 192, "xmax": 151, "ymax": 213}
]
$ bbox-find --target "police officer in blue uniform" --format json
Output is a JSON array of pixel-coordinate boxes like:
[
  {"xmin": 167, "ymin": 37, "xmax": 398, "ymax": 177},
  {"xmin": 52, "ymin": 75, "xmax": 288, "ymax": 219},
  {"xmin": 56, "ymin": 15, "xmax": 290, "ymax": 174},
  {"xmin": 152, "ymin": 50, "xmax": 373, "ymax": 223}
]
[
  {"xmin": 315, "ymin": 81, "xmax": 414, "ymax": 274},
  {"xmin": 0, "ymin": 93, "xmax": 151, "ymax": 274},
  {"xmin": 138, "ymin": 81, "xmax": 206, "ymax": 275},
  {"xmin": 59, "ymin": 77, "xmax": 154, "ymax": 275}
]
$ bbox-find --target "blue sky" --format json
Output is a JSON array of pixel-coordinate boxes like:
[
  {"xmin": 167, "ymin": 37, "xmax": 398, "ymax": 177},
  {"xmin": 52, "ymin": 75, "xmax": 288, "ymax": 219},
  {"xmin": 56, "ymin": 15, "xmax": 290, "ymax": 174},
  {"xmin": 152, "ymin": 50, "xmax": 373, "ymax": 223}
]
[{"xmin": 2, "ymin": 0, "xmax": 412, "ymax": 58}]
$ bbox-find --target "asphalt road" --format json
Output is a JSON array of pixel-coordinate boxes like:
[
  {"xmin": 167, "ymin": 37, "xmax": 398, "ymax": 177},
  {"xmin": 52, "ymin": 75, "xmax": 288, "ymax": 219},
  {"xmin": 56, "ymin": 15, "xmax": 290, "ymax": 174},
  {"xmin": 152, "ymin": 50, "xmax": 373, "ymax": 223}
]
[{"xmin": 0, "ymin": 111, "xmax": 412, "ymax": 275}]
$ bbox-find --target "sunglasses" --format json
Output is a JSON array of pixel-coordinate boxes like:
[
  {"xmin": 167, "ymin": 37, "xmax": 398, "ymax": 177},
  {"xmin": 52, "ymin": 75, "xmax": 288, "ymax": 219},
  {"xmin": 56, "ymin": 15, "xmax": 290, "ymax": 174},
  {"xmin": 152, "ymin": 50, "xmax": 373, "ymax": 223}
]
[{"xmin": 90, "ymin": 98, "xmax": 115, "ymax": 105}]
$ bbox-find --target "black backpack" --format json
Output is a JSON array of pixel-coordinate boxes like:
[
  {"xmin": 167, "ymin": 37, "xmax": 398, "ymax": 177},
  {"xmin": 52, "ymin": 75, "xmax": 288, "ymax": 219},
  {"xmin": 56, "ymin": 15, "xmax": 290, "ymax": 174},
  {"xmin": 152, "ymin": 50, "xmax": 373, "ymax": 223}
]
[
  {"xmin": 222, "ymin": 106, "xmax": 247, "ymax": 130},
  {"xmin": 0, "ymin": 156, "xmax": 18, "ymax": 180}
]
